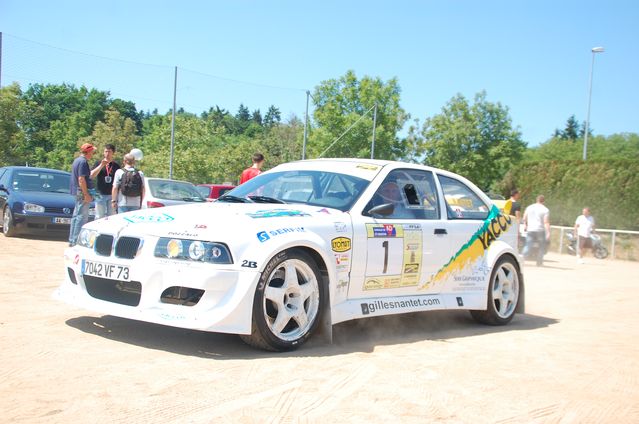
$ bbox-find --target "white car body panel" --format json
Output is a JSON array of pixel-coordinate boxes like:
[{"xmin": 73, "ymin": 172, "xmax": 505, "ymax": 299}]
[{"xmin": 55, "ymin": 158, "xmax": 523, "ymax": 342}]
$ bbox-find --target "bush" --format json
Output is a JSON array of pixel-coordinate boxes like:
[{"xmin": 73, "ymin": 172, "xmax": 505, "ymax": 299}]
[{"xmin": 497, "ymin": 159, "xmax": 639, "ymax": 230}]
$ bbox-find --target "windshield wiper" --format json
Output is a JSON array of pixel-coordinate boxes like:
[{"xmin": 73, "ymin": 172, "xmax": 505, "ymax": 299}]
[
  {"xmin": 217, "ymin": 195, "xmax": 253, "ymax": 203},
  {"xmin": 248, "ymin": 195, "xmax": 286, "ymax": 204},
  {"xmin": 182, "ymin": 197, "xmax": 206, "ymax": 202}
]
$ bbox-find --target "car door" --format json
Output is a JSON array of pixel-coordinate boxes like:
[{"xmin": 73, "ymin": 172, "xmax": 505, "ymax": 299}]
[{"xmin": 348, "ymin": 168, "xmax": 455, "ymax": 299}]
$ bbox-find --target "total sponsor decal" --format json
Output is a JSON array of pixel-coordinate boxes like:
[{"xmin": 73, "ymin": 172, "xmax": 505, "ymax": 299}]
[
  {"xmin": 331, "ymin": 237, "xmax": 351, "ymax": 252},
  {"xmin": 123, "ymin": 213, "xmax": 175, "ymax": 224},
  {"xmin": 420, "ymin": 205, "xmax": 512, "ymax": 290},
  {"xmin": 257, "ymin": 226, "xmax": 306, "ymax": 242},
  {"xmin": 360, "ymin": 295, "xmax": 441, "ymax": 315},
  {"xmin": 247, "ymin": 209, "xmax": 311, "ymax": 219}
]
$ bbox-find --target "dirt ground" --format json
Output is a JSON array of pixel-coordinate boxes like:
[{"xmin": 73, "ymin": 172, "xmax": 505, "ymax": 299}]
[{"xmin": 1, "ymin": 235, "xmax": 638, "ymax": 423}]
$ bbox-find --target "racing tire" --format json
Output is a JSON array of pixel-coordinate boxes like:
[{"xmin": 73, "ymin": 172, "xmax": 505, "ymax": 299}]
[
  {"xmin": 471, "ymin": 255, "xmax": 521, "ymax": 326},
  {"xmin": 240, "ymin": 249, "xmax": 325, "ymax": 352},
  {"xmin": 2, "ymin": 207, "xmax": 17, "ymax": 237},
  {"xmin": 594, "ymin": 246, "xmax": 609, "ymax": 260}
]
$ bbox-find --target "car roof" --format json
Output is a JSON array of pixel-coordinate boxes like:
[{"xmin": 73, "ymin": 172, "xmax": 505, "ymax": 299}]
[{"xmin": 1, "ymin": 166, "xmax": 70, "ymax": 175}]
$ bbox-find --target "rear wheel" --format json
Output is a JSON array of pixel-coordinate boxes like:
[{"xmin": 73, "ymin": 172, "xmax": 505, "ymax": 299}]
[
  {"xmin": 2, "ymin": 207, "xmax": 17, "ymax": 237},
  {"xmin": 240, "ymin": 249, "xmax": 324, "ymax": 351},
  {"xmin": 471, "ymin": 255, "xmax": 521, "ymax": 325}
]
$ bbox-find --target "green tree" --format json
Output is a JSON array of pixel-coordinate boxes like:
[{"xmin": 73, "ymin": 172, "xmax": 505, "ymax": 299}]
[
  {"xmin": 553, "ymin": 115, "xmax": 583, "ymax": 140},
  {"xmin": 79, "ymin": 109, "xmax": 141, "ymax": 161},
  {"xmin": 418, "ymin": 91, "xmax": 526, "ymax": 190},
  {"xmin": 263, "ymin": 105, "xmax": 281, "ymax": 127},
  {"xmin": 0, "ymin": 83, "xmax": 25, "ymax": 166},
  {"xmin": 310, "ymin": 70, "xmax": 408, "ymax": 160}
]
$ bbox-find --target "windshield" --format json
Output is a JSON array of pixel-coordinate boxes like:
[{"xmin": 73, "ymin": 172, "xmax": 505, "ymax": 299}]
[
  {"xmin": 148, "ymin": 180, "xmax": 205, "ymax": 201},
  {"xmin": 224, "ymin": 170, "xmax": 370, "ymax": 212},
  {"xmin": 12, "ymin": 171, "xmax": 70, "ymax": 193}
]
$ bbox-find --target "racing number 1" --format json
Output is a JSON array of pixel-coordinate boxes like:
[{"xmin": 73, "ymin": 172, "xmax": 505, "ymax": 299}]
[{"xmin": 382, "ymin": 240, "xmax": 388, "ymax": 273}]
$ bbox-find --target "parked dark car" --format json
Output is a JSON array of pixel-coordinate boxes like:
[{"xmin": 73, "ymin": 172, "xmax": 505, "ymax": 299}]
[
  {"xmin": 0, "ymin": 166, "xmax": 94, "ymax": 237},
  {"xmin": 196, "ymin": 183, "xmax": 236, "ymax": 200}
]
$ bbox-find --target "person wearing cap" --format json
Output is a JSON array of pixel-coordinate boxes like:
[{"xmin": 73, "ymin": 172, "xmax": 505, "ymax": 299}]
[{"xmin": 68, "ymin": 143, "xmax": 108, "ymax": 246}]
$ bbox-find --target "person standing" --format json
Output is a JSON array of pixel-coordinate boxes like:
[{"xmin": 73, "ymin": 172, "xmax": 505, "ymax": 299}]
[
  {"xmin": 239, "ymin": 152, "xmax": 265, "ymax": 184},
  {"xmin": 68, "ymin": 143, "xmax": 107, "ymax": 246},
  {"xmin": 522, "ymin": 194, "xmax": 550, "ymax": 266},
  {"xmin": 574, "ymin": 207, "xmax": 595, "ymax": 263},
  {"xmin": 93, "ymin": 143, "xmax": 120, "ymax": 219},
  {"xmin": 508, "ymin": 189, "xmax": 522, "ymax": 222},
  {"xmin": 111, "ymin": 153, "xmax": 145, "ymax": 213}
]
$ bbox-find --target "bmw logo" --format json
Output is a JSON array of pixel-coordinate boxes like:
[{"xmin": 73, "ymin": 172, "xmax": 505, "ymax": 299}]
[{"xmin": 63, "ymin": 208, "xmax": 71, "ymax": 215}]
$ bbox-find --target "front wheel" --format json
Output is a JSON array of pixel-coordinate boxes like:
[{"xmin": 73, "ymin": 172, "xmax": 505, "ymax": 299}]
[
  {"xmin": 471, "ymin": 255, "xmax": 521, "ymax": 325},
  {"xmin": 594, "ymin": 246, "xmax": 609, "ymax": 259},
  {"xmin": 240, "ymin": 249, "xmax": 324, "ymax": 351},
  {"xmin": 2, "ymin": 207, "xmax": 17, "ymax": 237}
]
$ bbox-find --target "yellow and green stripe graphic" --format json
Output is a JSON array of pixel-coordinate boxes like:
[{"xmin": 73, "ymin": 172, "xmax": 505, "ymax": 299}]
[{"xmin": 421, "ymin": 206, "xmax": 513, "ymax": 289}]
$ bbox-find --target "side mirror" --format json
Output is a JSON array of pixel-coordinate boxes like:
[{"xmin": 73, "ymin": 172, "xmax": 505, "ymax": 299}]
[{"xmin": 367, "ymin": 202, "xmax": 395, "ymax": 217}]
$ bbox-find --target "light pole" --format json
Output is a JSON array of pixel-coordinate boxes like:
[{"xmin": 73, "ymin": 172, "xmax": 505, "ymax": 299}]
[{"xmin": 583, "ymin": 46, "xmax": 604, "ymax": 161}]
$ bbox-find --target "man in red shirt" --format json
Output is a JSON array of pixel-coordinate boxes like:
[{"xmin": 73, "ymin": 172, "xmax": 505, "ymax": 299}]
[{"xmin": 239, "ymin": 152, "xmax": 265, "ymax": 184}]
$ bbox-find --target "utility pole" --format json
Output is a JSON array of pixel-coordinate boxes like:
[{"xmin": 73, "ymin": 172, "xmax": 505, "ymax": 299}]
[
  {"xmin": 0, "ymin": 32, "xmax": 3, "ymax": 88},
  {"xmin": 370, "ymin": 102, "xmax": 378, "ymax": 159},
  {"xmin": 303, "ymin": 91, "xmax": 310, "ymax": 160},
  {"xmin": 169, "ymin": 66, "xmax": 177, "ymax": 179}
]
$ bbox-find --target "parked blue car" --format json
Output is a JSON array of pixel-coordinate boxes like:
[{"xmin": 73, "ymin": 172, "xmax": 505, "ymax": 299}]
[{"xmin": 0, "ymin": 166, "xmax": 94, "ymax": 238}]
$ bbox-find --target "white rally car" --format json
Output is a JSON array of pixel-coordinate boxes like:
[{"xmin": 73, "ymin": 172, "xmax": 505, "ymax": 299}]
[{"xmin": 56, "ymin": 159, "xmax": 524, "ymax": 351}]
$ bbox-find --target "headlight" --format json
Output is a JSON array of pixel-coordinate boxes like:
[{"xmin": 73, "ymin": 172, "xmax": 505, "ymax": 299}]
[
  {"xmin": 23, "ymin": 202, "xmax": 45, "ymax": 213},
  {"xmin": 154, "ymin": 238, "xmax": 232, "ymax": 264},
  {"xmin": 78, "ymin": 228, "xmax": 98, "ymax": 248}
]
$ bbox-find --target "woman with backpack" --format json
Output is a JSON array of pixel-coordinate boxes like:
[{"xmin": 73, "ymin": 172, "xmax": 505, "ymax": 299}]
[{"xmin": 111, "ymin": 153, "xmax": 145, "ymax": 213}]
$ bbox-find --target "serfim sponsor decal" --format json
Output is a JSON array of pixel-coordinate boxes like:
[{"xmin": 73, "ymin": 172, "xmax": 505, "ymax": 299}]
[
  {"xmin": 421, "ymin": 205, "xmax": 512, "ymax": 289},
  {"xmin": 360, "ymin": 296, "xmax": 441, "ymax": 315},
  {"xmin": 247, "ymin": 209, "xmax": 311, "ymax": 219},
  {"xmin": 257, "ymin": 227, "xmax": 306, "ymax": 242},
  {"xmin": 331, "ymin": 237, "xmax": 351, "ymax": 252}
]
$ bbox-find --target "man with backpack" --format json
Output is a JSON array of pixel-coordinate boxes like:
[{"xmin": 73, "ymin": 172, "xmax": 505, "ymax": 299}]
[{"xmin": 111, "ymin": 153, "xmax": 145, "ymax": 213}]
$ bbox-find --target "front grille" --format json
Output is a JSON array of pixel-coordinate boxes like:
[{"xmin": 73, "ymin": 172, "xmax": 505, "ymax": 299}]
[
  {"xmin": 45, "ymin": 206, "xmax": 72, "ymax": 214},
  {"xmin": 84, "ymin": 275, "xmax": 141, "ymax": 306},
  {"xmin": 115, "ymin": 237, "xmax": 141, "ymax": 259},
  {"xmin": 95, "ymin": 234, "xmax": 114, "ymax": 256}
]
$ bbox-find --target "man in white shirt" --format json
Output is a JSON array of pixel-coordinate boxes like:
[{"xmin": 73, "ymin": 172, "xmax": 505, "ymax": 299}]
[
  {"xmin": 111, "ymin": 153, "xmax": 145, "ymax": 213},
  {"xmin": 522, "ymin": 194, "xmax": 550, "ymax": 266},
  {"xmin": 574, "ymin": 207, "xmax": 595, "ymax": 263}
]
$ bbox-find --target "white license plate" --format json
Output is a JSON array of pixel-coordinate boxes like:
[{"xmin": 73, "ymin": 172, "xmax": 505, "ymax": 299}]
[
  {"xmin": 82, "ymin": 260, "xmax": 130, "ymax": 282},
  {"xmin": 53, "ymin": 217, "xmax": 71, "ymax": 224}
]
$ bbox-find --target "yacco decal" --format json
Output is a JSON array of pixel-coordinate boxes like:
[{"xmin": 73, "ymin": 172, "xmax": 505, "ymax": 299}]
[
  {"xmin": 247, "ymin": 209, "xmax": 311, "ymax": 219},
  {"xmin": 123, "ymin": 213, "xmax": 175, "ymax": 224},
  {"xmin": 257, "ymin": 227, "xmax": 306, "ymax": 242},
  {"xmin": 420, "ymin": 206, "xmax": 512, "ymax": 289},
  {"xmin": 331, "ymin": 237, "xmax": 351, "ymax": 252}
]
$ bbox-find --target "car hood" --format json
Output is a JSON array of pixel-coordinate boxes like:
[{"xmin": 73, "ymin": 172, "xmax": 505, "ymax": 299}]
[
  {"xmin": 90, "ymin": 202, "xmax": 349, "ymax": 240},
  {"xmin": 11, "ymin": 190, "xmax": 75, "ymax": 207}
]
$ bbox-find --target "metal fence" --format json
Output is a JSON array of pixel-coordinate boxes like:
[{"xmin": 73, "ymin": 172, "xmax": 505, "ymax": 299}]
[{"xmin": 550, "ymin": 225, "xmax": 639, "ymax": 261}]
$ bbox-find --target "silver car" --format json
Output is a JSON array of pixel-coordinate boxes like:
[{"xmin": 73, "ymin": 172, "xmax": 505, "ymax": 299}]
[{"xmin": 143, "ymin": 177, "xmax": 206, "ymax": 208}]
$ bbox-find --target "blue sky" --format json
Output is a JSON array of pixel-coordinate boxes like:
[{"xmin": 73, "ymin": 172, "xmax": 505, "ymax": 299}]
[{"xmin": 1, "ymin": 0, "xmax": 638, "ymax": 147}]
